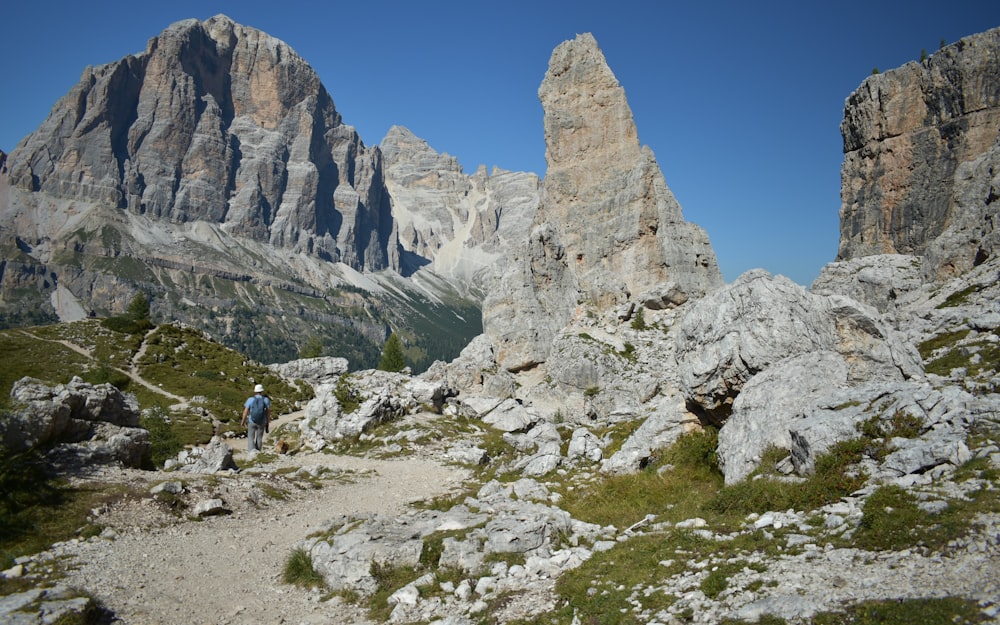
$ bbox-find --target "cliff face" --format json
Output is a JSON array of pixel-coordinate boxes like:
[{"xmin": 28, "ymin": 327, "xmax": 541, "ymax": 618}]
[
  {"xmin": 5, "ymin": 15, "xmax": 395, "ymax": 271},
  {"xmin": 380, "ymin": 126, "xmax": 540, "ymax": 285},
  {"xmin": 838, "ymin": 27, "xmax": 1000, "ymax": 281},
  {"xmin": 482, "ymin": 33, "xmax": 722, "ymax": 371}
]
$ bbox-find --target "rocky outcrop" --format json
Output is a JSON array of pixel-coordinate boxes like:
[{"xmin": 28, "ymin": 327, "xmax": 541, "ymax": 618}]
[
  {"xmin": 676, "ymin": 270, "xmax": 923, "ymax": 421},
  {"xmin": 810, "ymin": 254, "xmax": 925, "ymax": 312},
  {"xmin": 1, "ymin": 376, "xmax": 149, "ymax": 468},
  {"xmin": 299, "ymin": 370, "xmax": 454, "ymax": 445},
  {"xmin": 482, "ymin": 33, "xmax": 722, "ymax": 371},
  {"xmin": 268, "ymin": 356, "xmax": 349, "ymax": 387},
  {"xmin": 4, "ymin": 15, "xmax": 395, "ymax": 271},
  {"xmin": 837, "ymin": 27, "xmax": 1000, "ymax": 282},
  {"xmin": 302, "ymin": 477, "xmax": 605, "ymax": 608}
]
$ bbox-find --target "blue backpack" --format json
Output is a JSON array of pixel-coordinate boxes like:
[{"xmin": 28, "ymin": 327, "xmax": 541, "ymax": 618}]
[{"xmin": 248, "ymin": 395, "xmax": 268, "ymax": 424}]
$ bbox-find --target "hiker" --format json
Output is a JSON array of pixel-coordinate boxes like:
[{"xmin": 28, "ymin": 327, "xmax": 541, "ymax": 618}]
[{"xmin": 240, "ymin": 383, "xmax": 271, "ymax": 452}]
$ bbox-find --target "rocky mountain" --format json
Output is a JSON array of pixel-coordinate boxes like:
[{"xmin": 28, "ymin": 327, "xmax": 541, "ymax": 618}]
[
  {"xmin": 5, "ymin": 15, "xmax": 394, "ymax": 270},
  {"xmin": 837, "ymin": 26, "xmax": 1000, "ymax": 282},
  {"xmin": 381, "ymin": 125, "xmax": 541, "ymax": 285},
  {"xmin": 482, "ymin": 33, "xmax": 722, "ymax": 371},
  {"xmin": 3, "ymin": 24, "xmax": 1000, "ymax": 625},
  {"xmin": 0, "ymin": 15, "xmax": 526, "ymax": 368}
]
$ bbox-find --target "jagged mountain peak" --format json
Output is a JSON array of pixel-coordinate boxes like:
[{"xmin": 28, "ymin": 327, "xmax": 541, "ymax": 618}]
[
  {"xmin": 482, "ymin": 32, "xmax": 722, "ymax": 371},
  {"xmin": 5, "ymin": 13, "xmax": 390, "ymax": 270}
]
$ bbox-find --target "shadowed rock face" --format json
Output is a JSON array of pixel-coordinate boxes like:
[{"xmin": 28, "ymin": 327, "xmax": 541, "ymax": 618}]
[
  {"xmin": 838, "ymin": 27, "xmax": 1000, "ymax": 282},
  {"xmin": 5, "ymin": 14, "xmax": 394, "ymax": 270},
  {"xmin": 483, "ymin": 33, "xmax": 722, "ymax": 371}
]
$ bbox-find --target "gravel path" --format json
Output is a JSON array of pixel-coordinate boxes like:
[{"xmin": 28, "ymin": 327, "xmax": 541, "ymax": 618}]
[{"xmin": 57, "ymin": 451, "xmax": 470, "ymax": 625}]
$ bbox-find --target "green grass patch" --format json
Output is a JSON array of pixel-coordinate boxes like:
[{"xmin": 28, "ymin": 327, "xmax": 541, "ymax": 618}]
[
  {"xmin": 938, "ymin": 284, "xmax": 981, "ymax": 308},
  {"xmin": 367, "ymin": 560, "xmax": 422, "ymax": 622},
  {"xmin": 0, "ymin": 331, "xmax": 91, "ymax": 406},
  {"xmin": 137, "ymin": 324, "xmax": 311, "ymax": 420},
  {"xmin": 710, "ymin": 437, "xmax": 867, "ymax": 517},
  {"xmin": 559, "ymin": 429, "xmax": 723, "ymax": 529},
  {"xmin": 852, "ymin": 477, "xmax": 1000, "ymax": 553},
  {"xmin": 917, "ymin": 329, "xmax": 970, "ymax": 360},
  {"xmin": 283, "ymin": 547, "xmax": 326, "ymax": 589},
  {"xmin": 701, "ymin": 559, "xmax": 750, "ymax": 599},
  {"xmin": 0, "ymin": 457, "xmax": 131, "ymax": 565},
  {"xmin": 812, "ymin": 596, "xmax": 986, "ymax": 624}
]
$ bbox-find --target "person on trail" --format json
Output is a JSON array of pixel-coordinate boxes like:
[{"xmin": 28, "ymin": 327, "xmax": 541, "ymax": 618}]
[{"xmin": 240, "ymin": 383, "xmax": 271, "ymax": 452}]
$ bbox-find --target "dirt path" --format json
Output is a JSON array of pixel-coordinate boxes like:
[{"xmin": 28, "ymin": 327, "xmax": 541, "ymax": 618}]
[{"xmin": 58, "ymin": 452, "xmax": 469, "ymax": 625}]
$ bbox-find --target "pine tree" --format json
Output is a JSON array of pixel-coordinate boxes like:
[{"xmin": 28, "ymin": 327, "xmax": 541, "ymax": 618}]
[
  {"xmin": 377, "ymin": 333, "xmax": 406, "ymax": 372},
  {"xmin": 126, "ymin": 293, "xmax": 150, "ymax": 322}
]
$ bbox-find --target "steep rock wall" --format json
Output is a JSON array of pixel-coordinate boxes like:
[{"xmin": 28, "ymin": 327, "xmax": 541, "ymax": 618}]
[
  {"xmin": 482, "ymin": 33, "xmax": 722, "ymax": 371},
  {"xmin": 838, "ymin": 27, "xmax": 1000, "ymax": 281},
  {"xmin": 5, "ymin": 15, "xmax": 395, "ymax": 271}
]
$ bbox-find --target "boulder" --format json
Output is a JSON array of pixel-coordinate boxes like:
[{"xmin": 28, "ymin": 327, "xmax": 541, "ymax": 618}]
[
  {"xmin": 300, "ymin": 370, "xmax": 455, "ymax": 443},
  {"xmin": 567, "ymin": 428, "xmax": 604, "ymax": 463},
  {"xmin": 177, "ymin": 437, "xmax": 238, "ymax": 473},
  {"xmin": 675, "ymin": 271, "xmax": 922, "ymax": 420},
  {"xmin": 1, "ymin": 376, "xmax": 148, "ymax": 468},
  {"xmin": 810, "ymin": 254, "xmax": 925, "ymax": 312},
  {"xmin": 268, "ymin": 357, "xmax": 349, "ymax": 387},
  {"xmin": 479, "ymin": 399, "xmax": 539, "ymax": 433},
  {"xmin": 716, "ymin": 351, "xmax": 853, "ymax": 484},
  {"xmin": 600, "ymin": 392, "xmax": 691, "ymax": 475}
]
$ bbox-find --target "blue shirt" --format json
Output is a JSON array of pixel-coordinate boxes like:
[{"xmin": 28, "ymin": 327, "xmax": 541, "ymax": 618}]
[{"xmin": 244, "ymin": 394, "xmax": 271, "ymax": 423}]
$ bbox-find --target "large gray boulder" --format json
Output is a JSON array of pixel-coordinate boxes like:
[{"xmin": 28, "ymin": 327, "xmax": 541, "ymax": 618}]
[
  {"xmin": 1, "ymin": 376, "xmax": 148, "ymax": 468},
  {"xmin": 675, "ymin": 270, "xmax": 922, "ymax": 420},
  {"xmin": 177, "ymin": 437, "xmax": 238, "ymax": 474},
  {"xmin": 716, "ymin": 351, "xmax": 854, "ymax": 484},
  {"xmin": 810, "ymin": 254, "xmax": 926, "ymax": 312},
  {"xmin": 300, "ymin": 370, "xmax": 454, "ymax": 443},
  {"xmin": 268, "ymin": 357, "xmax": 349, "ymax": 387}
]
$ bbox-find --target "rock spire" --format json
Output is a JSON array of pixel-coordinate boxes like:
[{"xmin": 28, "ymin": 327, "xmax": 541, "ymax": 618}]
[{"xmin": 482, "ymin": 33, "xmax": 722, "ymax": 371}]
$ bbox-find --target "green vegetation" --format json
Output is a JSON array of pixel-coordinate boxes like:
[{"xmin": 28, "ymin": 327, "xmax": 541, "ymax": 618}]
[
  {"xmin": 105, "ymin": 292, "xmax": 154, "ymax": 331},
  {"xmin": 0, "ymin": 444, "xmax": 138, "ymax": 569},
  {"xmin": 811, "ymin": 597, "xmax": 986, "ymax": 624},
  {"xmin": 939, "ymin": 284, "xmax": 980, "ymax": 308},
  {"xmin": 137, "ymin": 323, "xmax": 311, "ymax": 426},
  {"xmin": 334, "ymin": 374, "xmax": 362, "ymax": 414},
  {"xmin": 560, "ymin": 428, "xmax": 722, "ymax": 528},
  {"xmin": 630, "ymin": 307, "xmax": 646, "ymax": 330},
  {"xmin": 371, "ymin": 285, "xmax": 482, "ymax": 374},
  {"xmin": 377, "ymin": 333, "xmax": 407, "ymax": 372},
  {"xmin": 299, "ymin": 335, "xmax": 324, "ymax": 359},
  {"xmin": 367, "ymin": 560, "xmax": 422, "ymax": 621},
  {"xmin": 0, "ymin": 332, "xmax": 91, "ymax": 407},
  {"xmin": 283, "ymin": 547, "xmax": 326, "ymax": 589},
  {"xmin": 918, "ymin": 328, "xmax": 1000, "ymax": 380},
  {"xmin": 853, "ymin": 478, "xmax": 1000, "ymax": 552}
]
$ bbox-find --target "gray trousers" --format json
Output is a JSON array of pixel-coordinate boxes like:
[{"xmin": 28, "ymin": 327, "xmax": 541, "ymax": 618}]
[{"xmin": 247, "ymin": 421, "xmax": 265, "ymax": 452}]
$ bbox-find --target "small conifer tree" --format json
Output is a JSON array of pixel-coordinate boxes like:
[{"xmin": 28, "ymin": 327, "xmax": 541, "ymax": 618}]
[
  {"xmin": 126, "ymin": 293, "xmax": 150, "ymax": 322},
  {"xmin": 377, "ymin": 333, "xmax": 406, "ymax": 372}
]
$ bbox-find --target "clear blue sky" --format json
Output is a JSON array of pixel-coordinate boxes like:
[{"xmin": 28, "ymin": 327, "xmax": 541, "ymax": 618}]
[{"xmin": 2, "ymin": 1, "xmax": 998, "ymax": 285}]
